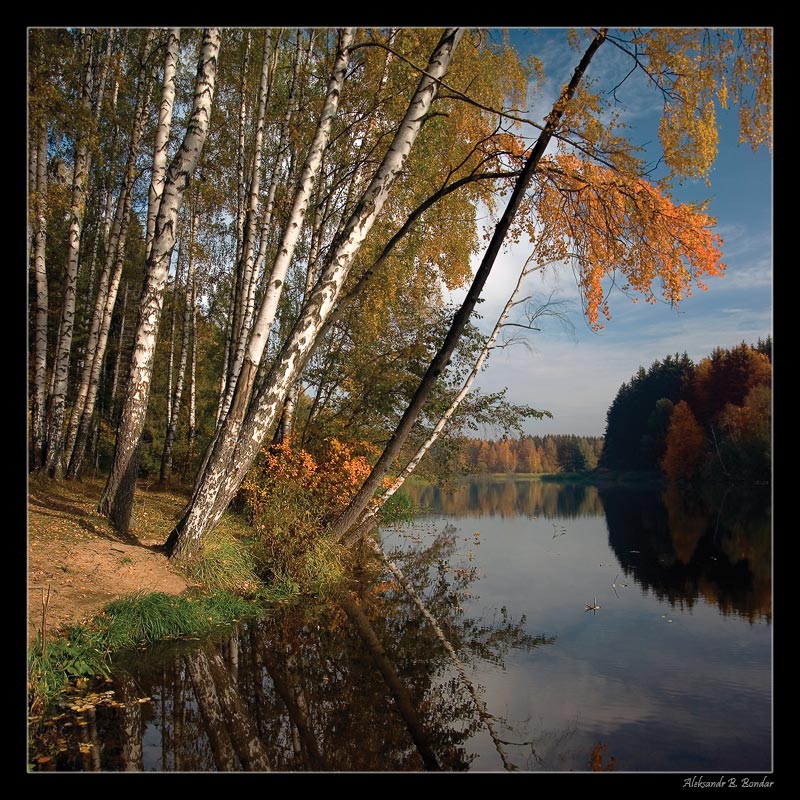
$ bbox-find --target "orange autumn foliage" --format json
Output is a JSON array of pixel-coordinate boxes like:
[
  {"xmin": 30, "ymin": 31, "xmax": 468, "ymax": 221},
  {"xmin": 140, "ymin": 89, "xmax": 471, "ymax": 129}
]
[
  {"xmin": 661, "ymin": 401, "xmax": 709, "ymax": 482},
  {"xmin": 534, "ymin": 154, "xmax": 725, "ymax": 329},
  {"xmin": 240, "ymin": 438, "xmax": 380, "ymax": 531}
]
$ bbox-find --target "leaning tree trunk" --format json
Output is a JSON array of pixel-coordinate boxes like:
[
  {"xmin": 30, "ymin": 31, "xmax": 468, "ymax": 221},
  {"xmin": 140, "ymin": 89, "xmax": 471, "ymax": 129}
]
[
  {"xmin": 340, "ymin": 252, "xmax": 551, "ymax": 548},
  {"xmin": 45, "ymin": 30, "xmax": 95, "ymax": 477},
  {"xmin": 186, "ymin": 27, "xmax": 354, "ymax": 501},
  {"xmin": 30, "ymin": 122, "xmax": 49, "ymax": 471},
  {"xmin": 330, "ymin": 29, "xmax": 609, "ymax": 543},
  {"xmin": 99, "ymin": 28, "xmax": 220, "ymax": 530},
  {"xmin": 167, "ymin": 27, "xmax": 465, "ymax": 562},
  {"xmin": 219, "ymin": 28, "xmax": 353, "ymax": 429}
]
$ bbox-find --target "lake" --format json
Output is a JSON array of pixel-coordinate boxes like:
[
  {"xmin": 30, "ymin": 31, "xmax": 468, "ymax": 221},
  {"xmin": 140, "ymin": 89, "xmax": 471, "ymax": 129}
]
[{"xmin": 29, "ymin": 476, "xmax": 772, "ymax": 773}]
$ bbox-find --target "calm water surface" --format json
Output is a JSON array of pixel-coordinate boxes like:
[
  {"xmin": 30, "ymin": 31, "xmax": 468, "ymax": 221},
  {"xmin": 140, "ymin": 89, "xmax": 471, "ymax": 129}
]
[{"xmin": 31, "ymin": 477, "xmax": 771, "ymax": 772}]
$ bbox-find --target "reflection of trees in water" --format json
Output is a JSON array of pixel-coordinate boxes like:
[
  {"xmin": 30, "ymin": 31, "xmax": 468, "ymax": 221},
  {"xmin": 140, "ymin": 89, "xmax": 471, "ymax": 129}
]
[
  {"xmin": 602, "ymin": 484, "xmax": 771, "ymax": 622},
  {"xmin": 34, "ymin": 530, "xmax": 553, "ymax": 772},
  {"xmin": 408, "ymin": 477, "xmax": 604, "ymax": 519}
]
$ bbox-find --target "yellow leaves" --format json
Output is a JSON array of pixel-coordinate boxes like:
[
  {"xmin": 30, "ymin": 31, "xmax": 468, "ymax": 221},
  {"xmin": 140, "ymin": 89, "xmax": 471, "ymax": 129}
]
[{"xmin": 631, "ymin": 28, "xmax": 772, "ymax": 179}]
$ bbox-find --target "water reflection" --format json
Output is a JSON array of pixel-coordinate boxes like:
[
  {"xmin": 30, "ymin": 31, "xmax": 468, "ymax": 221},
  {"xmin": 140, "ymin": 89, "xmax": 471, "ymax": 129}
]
[
  {"xmin": 31, "ymin": 478, "xmax": 770, "ymax": 772},
  {"xmin": 32, "ymin": 527, "xmax": 553, "ymax": 772},
  {"xmin": 601, "ymin": 483, "xmax": 771, "ymax": 623},
  {"xmin": 410, "ymin": 477, "xmax": 604, "ymax": 519},
  {"xmin": 406, "ymin": 477, "xmax": 771, "ymax": 623}
]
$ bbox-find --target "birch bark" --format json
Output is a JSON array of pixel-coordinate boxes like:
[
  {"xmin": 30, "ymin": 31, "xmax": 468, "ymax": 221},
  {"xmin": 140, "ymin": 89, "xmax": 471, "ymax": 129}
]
[
  {"xmin": 160, "ymin": 213, "xmax": 195, "ymax": 483},
  {"xmin": 167, "ymin": 28, "xmax": 465, "ymax": 561},
  {"xmin": 99, "ymin": 28, "xmax": 220, "ymax": 527},
  {"xmin": 64, "ymin": 55, "xmax": 154, "ymax": 476},
  {"xmin": 31, "ymin": 123, "xmax": 49, "ymax": 470},
  {"xmin": 45, "ymin": 30, "xmax": 95, "ymax": 476}
]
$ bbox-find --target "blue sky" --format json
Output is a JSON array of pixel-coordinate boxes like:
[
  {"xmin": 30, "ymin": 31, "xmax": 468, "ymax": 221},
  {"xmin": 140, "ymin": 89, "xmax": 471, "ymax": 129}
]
[{"xmin": 457, "ymin": 28, "xmax": 773, "ymax": 437}]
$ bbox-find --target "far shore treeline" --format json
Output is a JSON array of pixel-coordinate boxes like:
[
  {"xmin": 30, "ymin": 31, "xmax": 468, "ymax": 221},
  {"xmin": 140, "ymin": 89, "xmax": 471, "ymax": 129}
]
[{"xmin": 460, "ymin": 337, "xmax": 771, "ymax": 486}]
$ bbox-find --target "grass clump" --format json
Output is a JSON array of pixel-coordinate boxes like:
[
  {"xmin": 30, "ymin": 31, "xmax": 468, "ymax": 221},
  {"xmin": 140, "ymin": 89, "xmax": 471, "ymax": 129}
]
[
  {"xmin": 182, "ymin": 528, "xmax": 262, "ymax": 596},
  {"xmin": 28, "ymin": 589, "xmax": 265, "ymax": 716}
]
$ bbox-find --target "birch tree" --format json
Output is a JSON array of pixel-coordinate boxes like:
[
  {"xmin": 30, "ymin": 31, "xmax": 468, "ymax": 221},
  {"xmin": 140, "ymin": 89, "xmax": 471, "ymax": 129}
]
[
  {"xmin": 45, "ymin": 29, "xmax": 96, "ymax": 477},
  {"xmin": 329, "ymin": 26, "xmax": 772, "ymax": 543},
  {"xmin": 99, "ymin": 28, "xmax": 220, "ymax": 530},
  {"xmin": 331, "ymin": 29, "xmax": 610, "ymax": 541},
  {"xmin": 64, "ymin": 33, "xmax": 157, "ymax": 477},
  {"xmin": 166, "ymin": 28, "xmax": 466, "ymax": 561},
  {"xmin": 30, "ymin": 122, "xmax": 49, "ymax": 470}
]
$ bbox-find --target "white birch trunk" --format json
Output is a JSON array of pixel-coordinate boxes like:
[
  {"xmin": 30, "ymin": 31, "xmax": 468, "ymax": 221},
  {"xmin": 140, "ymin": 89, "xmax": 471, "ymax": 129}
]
[
  {"xmin": 220, "ymin": 28, "xmax": 353, "ymax": 425},
  {"xmin": 185, "ymin": 266, "xmax": 197, "ymax": 478},
  {"xmin": 165, "ymin": 237, "xmax": 184, "ymax": 426},
  {"xmin": 63, "ymin": 57, "xmax": 154, "ymax": 475},
  {"xmin": 99, "ymin": 28, "xmax": 220, "ymax": 524},
  {"xmin": 223, "ymin": 30, "xmax": 277, "ymax": 417},
  {"xmin": 45, "ymin": 30, "xmax": 95, "ymax": 477},
  {"xmin": 65, "ymin": 197, "xmax": 132, "ymax": 479},
  {"xmin": 195, "ymin": 28, "xmax": 351, "ymax": 487},
  {"xmin": 168, "ymin": 28, "xmax": 464, "ymax": 560},
  {"xmin": 231, "ymin": 30, "xmax": 251, "ymax": 300},
  {"xmin": 31, "ymin": 123, "xmax": 49, "ymax": 470},
  {"xmin": 146, "ymin": 28, "xmax": 180, "ymax": 259}
]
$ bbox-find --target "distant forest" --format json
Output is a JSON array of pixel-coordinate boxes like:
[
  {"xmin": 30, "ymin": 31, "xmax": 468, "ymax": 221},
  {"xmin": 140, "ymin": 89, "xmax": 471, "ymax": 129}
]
[
  {"xmin": 461, "ymin": 337, "xmax": 771, "ymax": 483},
  {"xmin": 460, "ymin": 434, "xmax": 604, "ymax": 474},
  {"xmin": 599, "ymin": 337, "xmax": 771, "ymax": 484}
]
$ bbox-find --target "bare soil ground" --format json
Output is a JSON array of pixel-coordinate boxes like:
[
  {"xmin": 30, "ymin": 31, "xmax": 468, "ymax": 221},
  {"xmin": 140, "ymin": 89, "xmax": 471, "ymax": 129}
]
[{"xmin": 27, "ymin": 476, "xmax": 193, "ymax": 646}]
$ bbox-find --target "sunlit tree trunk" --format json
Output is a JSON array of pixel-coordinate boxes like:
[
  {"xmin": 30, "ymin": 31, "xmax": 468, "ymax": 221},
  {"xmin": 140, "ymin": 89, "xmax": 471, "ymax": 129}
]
[
  {"xmin": 330, "ymin": 29, "xmax": 608, "ymax": 543},
  {"xmin": 75, "ymin": 30, "xmax": 115, "ymax": 378},
  {"xmin": 99, "ymin": 29, "xmax": 220, "ymax": 530},
  {"xmin": 181, "ymin": 26, "xmax": 353, "ymax": 513},
  {"xmin": 167, "ymin": 28, "xmax": 464, "ymax": 561},
  {"xmin": 165, "ymin": 238, "xmax": 182, "ymax": 428},
  {"xmin": 30, "ymin": 123, "xmax": 49, "ymax": 470},
  {"xmin": 223, "ymin": 31, "xmax": 277, "ymax": 415},
  {"xmin": 146, "ymin": 29, "xmax": 180, "ymax": 257},
  {"xmin": 184, "ymin": 267, "xmax": 197, "ymax": 479},
  {"xmin": 220, "ymin": 28, "xmax": 353, "ymax": 427}
]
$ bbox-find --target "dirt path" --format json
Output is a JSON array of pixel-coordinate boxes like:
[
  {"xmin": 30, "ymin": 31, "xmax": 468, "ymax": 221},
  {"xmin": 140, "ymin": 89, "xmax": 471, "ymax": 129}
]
[{"xmin": 27, "ymin": 477, "xmax": 192, "ymax": 645}]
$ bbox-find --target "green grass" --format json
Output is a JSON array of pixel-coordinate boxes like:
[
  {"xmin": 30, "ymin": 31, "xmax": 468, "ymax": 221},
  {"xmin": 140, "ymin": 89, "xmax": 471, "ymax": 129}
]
[
  {"xmin": 28, "ymin": 588, "xmax": 268, "ymax": 716},
  {"xmin": 182, "ymin": 528, "xmax": 262, "ymax": 595},
  {"xmin": 27, "ymin": 525, "xmax": 344, "ymax": 716}
]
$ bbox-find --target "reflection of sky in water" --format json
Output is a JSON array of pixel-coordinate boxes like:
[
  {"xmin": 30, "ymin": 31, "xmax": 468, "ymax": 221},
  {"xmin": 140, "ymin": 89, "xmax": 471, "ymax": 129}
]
[{"xmin": 386, "ymin": 485, "xmax": 771, "ymax": 772}]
